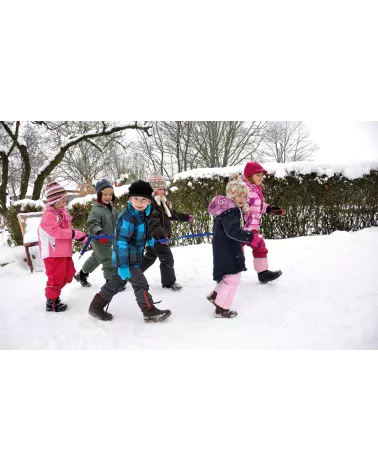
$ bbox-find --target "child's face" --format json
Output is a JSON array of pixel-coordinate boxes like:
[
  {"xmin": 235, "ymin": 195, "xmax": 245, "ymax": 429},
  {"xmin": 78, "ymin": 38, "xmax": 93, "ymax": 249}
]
[
  {"xmin": 55, "ymin": 197, "xmax": 67, "ymax": 209},
  {"xmin": 129, "ymin": 196, "xmax": 150, "ymax": 212},
  {"xmin": 234, "ymin": 193, "xmax": 247, "ymax": 208},
  {"xmin": 154, "ymin": 188, "xmax": 165, "ymax": 196},
  {"xmin": 251, "ymin": 172, "xmax": 265, "ymax": 186},
  {"xmin": 101, "ymin": 188, "xmax": 114, "ymax": 204}
]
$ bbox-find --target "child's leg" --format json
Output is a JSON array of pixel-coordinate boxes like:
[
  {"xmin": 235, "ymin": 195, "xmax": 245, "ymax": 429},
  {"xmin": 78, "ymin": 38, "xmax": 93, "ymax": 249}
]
[
  {"xmin": 214, "ymin": 273, "xmax": 241, "ymax": 309},
  {"xmin": 44, "ymin": 257, "xmax": 67, "ymax": 300},
  {"xmin": 64, "ymin": 257, "xmax": 76, "ymax": 284},
  {"xmin": 87, "ymin": 246, "xmax": 113, "ymax": 281},
  {"xmin": 99, "ymin": 267, "xmax": 128, "ymax": 303},
  {"xmin": 154, "ymin": 244, "xmax": 176, "ymax": 286},
  {"xmin": 128, "ymin": 267, "xmax": 154, "ymax": 310},
  {"xmin": 141, "ymin": 246, "xmax": 158, "ymax": 273},
  {"xmin": 251, "ymin": 230, "xmax": 269, "ymax": 273},
  {"xmin": 82, "ymin": 251, "xmax": 100, "ymax": 275}
]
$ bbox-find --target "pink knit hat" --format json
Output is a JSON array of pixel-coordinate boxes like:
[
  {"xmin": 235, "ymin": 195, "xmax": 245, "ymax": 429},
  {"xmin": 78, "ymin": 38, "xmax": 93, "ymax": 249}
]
[
  {"xmin": 45, "ymin": 182, "xmax": 68, "ymax": 206},
  {"xmin": 244, "ymin": 162, "xmax": 267, "ymax": 177},
  {"xmin": 148, "ymin": 171, "xmax": 167, "ymax": 190}
]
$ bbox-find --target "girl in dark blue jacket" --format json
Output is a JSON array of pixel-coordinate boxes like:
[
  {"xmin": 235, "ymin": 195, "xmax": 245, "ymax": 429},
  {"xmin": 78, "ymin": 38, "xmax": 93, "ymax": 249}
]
[{"xmin": 207, "ymin": 179, "xmax": 261, "ymax": 318}]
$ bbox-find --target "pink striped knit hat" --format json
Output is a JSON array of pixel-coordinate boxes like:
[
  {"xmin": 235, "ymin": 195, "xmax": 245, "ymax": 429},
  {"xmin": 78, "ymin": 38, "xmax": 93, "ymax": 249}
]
[
  {"xmin": 148, "ymin": 171, "xmax": 167, "ymax": 191},
  {"xmin": 45, "ymin": 182, "xmax": 68, "ymax": 206}
]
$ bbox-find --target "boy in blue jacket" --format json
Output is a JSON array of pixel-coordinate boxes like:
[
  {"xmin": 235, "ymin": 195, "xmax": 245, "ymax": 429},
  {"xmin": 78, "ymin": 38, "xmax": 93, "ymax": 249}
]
[{"xmin": 88, "ymin": 180, "xmax": 172, "ymax": 322}]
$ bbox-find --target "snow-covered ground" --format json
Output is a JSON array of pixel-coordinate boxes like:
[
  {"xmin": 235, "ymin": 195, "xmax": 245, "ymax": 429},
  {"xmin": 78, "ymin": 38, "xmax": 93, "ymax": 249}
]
[{"xmin": 1, "ymin": 227, "xmax": 378, "ymax": 349}]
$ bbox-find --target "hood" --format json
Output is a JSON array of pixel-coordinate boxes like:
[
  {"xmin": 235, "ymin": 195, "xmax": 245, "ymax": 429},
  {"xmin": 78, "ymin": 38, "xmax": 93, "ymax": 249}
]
[{"xmin": 208, "ymin": 195, "xmax": 238, "ymax": 217}]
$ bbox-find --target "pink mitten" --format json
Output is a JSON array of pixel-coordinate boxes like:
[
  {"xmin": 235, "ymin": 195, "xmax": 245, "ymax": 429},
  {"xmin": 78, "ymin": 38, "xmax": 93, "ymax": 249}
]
[
  {"xmin": 251, "ymin": 234, "xmax": 265, "ymax": 250},
  {"xmin": 73, "ymin": 230, "xmax": 87, "ymax": 241}
]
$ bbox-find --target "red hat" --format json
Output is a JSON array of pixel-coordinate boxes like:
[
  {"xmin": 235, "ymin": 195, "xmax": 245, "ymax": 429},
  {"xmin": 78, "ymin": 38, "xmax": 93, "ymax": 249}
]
[{"xmin": 244, "ymin": 162, "xmax": 267, "ymax": 177}]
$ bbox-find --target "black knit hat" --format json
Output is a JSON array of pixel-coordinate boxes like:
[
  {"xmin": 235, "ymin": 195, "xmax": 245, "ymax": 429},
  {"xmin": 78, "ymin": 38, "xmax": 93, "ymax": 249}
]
[{"xmin": 128, "ymin": 180, "xmax": 154, "ymax": 200}]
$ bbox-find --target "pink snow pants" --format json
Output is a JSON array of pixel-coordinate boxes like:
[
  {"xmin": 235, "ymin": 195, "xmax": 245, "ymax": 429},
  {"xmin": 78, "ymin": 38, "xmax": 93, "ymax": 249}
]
[
  {"xmin": 214, "ymin": 273, "xmax": 241, "ymax": 309},
  {"xmin": 44, "ymin": 257, "xmax": 76, "ymax": 300},
  {"xmin": 243, "ymin": 230, "xmax": 269, "ymax": 273}
]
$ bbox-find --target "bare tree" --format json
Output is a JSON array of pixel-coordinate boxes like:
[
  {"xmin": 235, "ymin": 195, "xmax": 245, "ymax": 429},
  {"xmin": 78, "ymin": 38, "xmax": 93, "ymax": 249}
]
[
  {"xmin": 134, "ymin": 122, "xmax": 172, "ymax": 178},
  {"xmin": 55, "ymin": 122, "xmax": 130, "ymax": 185},
  {"xmin": 188, "ymin": 121, "xmax": 265, "ymax": 168},
  {"xmin": 259, "ymin": 121, "xmax": 318, "ymax": 163},
  {"xmin": 160, "ymin": 121, "xmax": 200, "ymax": 173},
  {"xmin": 0, "ymin": 121, "xmax": 152, "ymax": 216}
]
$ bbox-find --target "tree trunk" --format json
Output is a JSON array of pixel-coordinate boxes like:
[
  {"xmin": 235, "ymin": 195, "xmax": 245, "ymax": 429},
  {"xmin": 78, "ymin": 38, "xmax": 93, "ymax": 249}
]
[
  {"xmin": 0, "ymin": 152, "xmax": 10, "ymax": 220},
  {"xmin": 19, "ymin": 144, "xmax": 31, "ymax": 199}
]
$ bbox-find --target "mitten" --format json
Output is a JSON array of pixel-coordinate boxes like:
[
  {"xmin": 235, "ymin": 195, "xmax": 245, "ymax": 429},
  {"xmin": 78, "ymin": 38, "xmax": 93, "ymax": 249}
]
[
  {"xmin": 159, "ymin": 237, "xmax": 169, "ymax": 245},
  {"xmin": 251, "ymin": 234, "xmax": 265, "ymax": 250},
  {"xmin": 267, "ymin": 206, "xmax": 284, "ymax": 216},
  {"xmin": 188, "ymin": 215, "xmax": 194, "ymax": 222},
  {"xmin": 118, "ymin": 267, "xmax": 130, "ymax": 280},
  {"xmin": 97, "ymin": 232, "xmax": 109, "ymax": 244},
  {"xmin": 146, "ymin": 237, "xmax": 155, "ymax": 247},
  {"xmin": 73, "ymin": 229, "xmax": 87, "ymax": 241}
]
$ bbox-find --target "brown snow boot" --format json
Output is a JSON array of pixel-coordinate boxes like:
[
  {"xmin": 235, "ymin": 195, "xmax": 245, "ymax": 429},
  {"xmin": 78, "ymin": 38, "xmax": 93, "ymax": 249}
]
[{"xmin": 88, "ymin": 293, "xmax": 113, "ymax": 321}]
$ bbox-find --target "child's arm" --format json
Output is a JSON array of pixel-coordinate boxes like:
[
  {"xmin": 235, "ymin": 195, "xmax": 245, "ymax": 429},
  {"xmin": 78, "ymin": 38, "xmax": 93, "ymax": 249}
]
[
  {"xmin": 87, "ymin": 209, "xmax": 103, "ymax": 236},
  {"xmin": 148, "ymin": 209, "xmax": 165, "ymax": 239},
  {"xmin": 113, "ymin": 214, "xmax": 134, "ymax": 269},
  {"xmin": 41, "ymin": 211, "xmax": 73, "ymax": 240},
  {"xmin": 222, "ymin": 211, "xmax": 254, "ymax": 244},
  {"xmin": 170, "ymin": 208, "xmax": 191, "ymax": 223}
]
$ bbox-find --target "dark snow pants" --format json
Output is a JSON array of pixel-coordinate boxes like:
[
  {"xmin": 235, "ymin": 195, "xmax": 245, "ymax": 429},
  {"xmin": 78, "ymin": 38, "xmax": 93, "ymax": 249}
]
[
  {"xmin": 100, "ymin": 266, "xmax": 154, "ymax": 311},
  {"xmin": 141, "ymin": 243, "xmax": 176, "ymax": 286}
]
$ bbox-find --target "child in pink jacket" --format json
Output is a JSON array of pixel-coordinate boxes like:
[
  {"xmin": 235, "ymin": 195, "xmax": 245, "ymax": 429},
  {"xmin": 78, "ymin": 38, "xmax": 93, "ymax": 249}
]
[
  {"xmin": 242, "ymin": 162, "xmax": 284, "ymax": 284},
  {"xmin": 38, "ymin": 182, "xmax": 87, "ymax": 312}
]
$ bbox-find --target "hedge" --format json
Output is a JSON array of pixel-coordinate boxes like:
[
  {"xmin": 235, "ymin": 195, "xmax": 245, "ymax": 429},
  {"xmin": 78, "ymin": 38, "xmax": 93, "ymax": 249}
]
[{"xmin": 6, "ymin": 170, "xmax": 378, "ymax": 247}]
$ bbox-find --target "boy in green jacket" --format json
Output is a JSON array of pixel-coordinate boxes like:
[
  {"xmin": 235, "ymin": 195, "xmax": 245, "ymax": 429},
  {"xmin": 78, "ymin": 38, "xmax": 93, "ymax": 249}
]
[{"xmin": 75, "ymin": 179, "xmax": 118, "ymax": 287}]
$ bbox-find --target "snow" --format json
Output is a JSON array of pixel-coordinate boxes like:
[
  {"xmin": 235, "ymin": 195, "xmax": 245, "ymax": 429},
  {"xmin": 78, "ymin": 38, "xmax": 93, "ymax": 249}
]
[
  {"xmin": 68, "ymin": 184, "xmax": 130, "ymax": 208},
  {"xmin": 11, "ymin": 198, "xmax": 45, "ymax": 210},
  {"xmin": 23, "ymin": 216, "xmax": 42, "ymax": 244},
  {"xmin": 174, "ymin": 160, "xmax": 378, "ymax": 182},
  {"xmin": 1, "ymin": 227, "xmax": 378, "ymax": 349}
]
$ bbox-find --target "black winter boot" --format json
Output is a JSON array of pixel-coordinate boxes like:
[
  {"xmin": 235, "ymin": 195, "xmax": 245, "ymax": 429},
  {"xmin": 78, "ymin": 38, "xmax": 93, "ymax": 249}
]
[
  {"xmin": 258, "ymin": 270, "xmax": 283, "ymax": 284},
  {"xmin": 46, "ymin": 298, "xmax": 68, "ymax": 312},
  {"xmin": 215, "ymin": 305, "xmax": 238, "ymax": 318},
  {"xmin": 206, "ymin": 291, "xmax": 217, "ymax": 306},
  {"xmin": 142, "ymin": 305, "xmax": 171, "ymax": 323},
  {"xmin": 74, "ymin": 270, "xmax": 91, "ymax": 287},
  {"xmin": 163, "ymin": 282, "xmax": 182, "ymax": 291},
  {"xmin": 88, "ymin": 293, "xmax": 113, "ymax": 321}
]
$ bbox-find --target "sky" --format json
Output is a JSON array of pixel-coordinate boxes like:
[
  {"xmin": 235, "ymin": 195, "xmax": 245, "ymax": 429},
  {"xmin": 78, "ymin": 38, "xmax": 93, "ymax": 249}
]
[
  {"xmin": 306, "ymin": 121, "xmax": 378, "ymax": 163},
  {"xmin": 124, "ymin": 122, "xmax": 378, "ymax": 165}
]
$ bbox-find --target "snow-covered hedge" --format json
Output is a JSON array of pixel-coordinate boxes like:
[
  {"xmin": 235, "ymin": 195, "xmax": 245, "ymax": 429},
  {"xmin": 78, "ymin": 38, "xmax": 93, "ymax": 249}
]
[
  {"xmin": 168, "ymin": 161, "xmax": 378, "ymax": 242},
  {"xmin": 5, "ymin": 161, "xmax": 378, "ymax": 246}
]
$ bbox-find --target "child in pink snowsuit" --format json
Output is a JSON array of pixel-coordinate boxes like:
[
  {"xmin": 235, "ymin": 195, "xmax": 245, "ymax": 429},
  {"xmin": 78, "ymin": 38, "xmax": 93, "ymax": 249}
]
[
  {"xmin": 242, "ymin": 162, "xmax": 284, "ymax": 284},
  {"xmin": 38, "ymin": 182, "xmax": 87, "ymax": 312},
  {"xmin": 207, "ymin": 179, "xmax": 255, "ymax": 318}
]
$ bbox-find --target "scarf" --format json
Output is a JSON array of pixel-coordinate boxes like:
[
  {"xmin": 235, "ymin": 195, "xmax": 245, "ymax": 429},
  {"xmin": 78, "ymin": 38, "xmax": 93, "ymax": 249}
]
[{"xmin": 154, "ymin": 194, "xmax": 172, "ymax": 217}]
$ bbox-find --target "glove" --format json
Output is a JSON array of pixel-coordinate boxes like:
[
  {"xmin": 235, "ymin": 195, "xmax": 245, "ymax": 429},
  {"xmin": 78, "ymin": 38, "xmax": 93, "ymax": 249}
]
[
  {"xmin": 158, "ymin": 237, "xmax": 169, "ymax": 245},
  {"xmin": 188, "ymin": 215, "xmax": 194, "ymax": 222},
  {"xmin": 72, "ymin": 229, "xmax": 87, "ymax": 241},
  {"xmin": 118, "ymin": 267, "xmax": 130, "ymax": 280},
  {"xmin": 251, "ymin": 234, "xmax": 265, "ymax": 250},
  {"xmin": 97, "ymin": 233, "xmax": 109, "ymax": 244},
  {"xmin": 146, "ymin": 237, "xmax": 155, "ymax": 247},
  {"xmin": 267, "ymin": 206, "xmax": 284, "ymax": 216}
]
